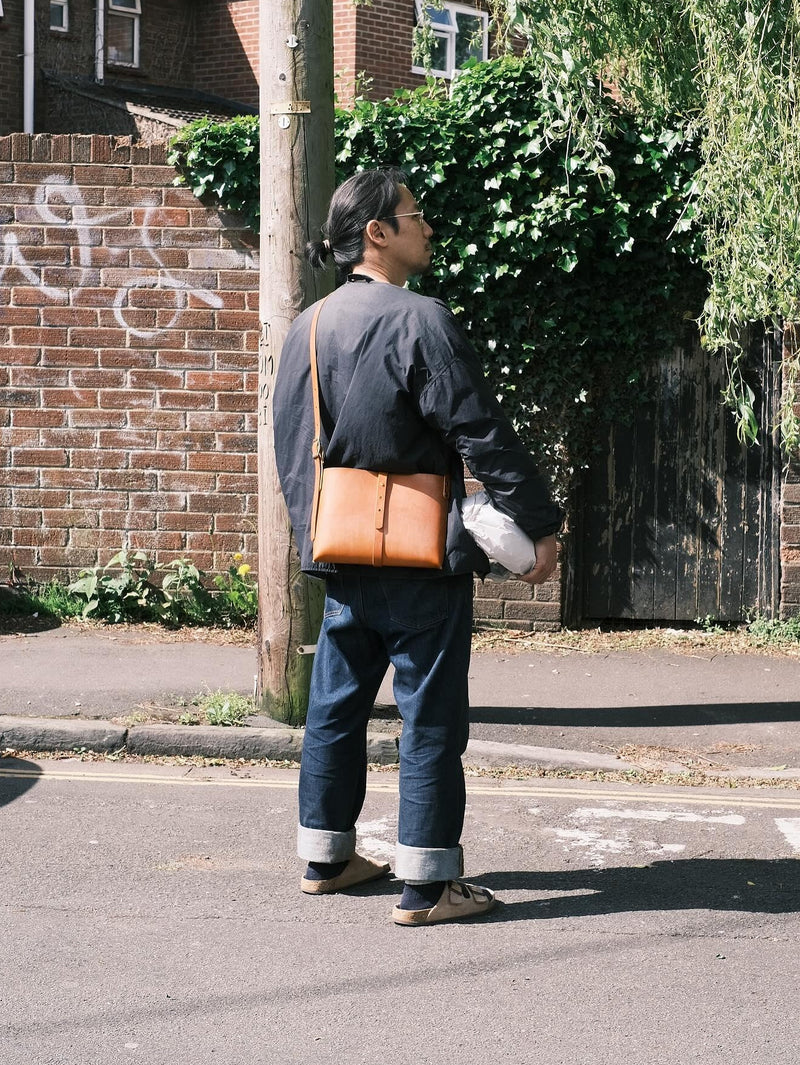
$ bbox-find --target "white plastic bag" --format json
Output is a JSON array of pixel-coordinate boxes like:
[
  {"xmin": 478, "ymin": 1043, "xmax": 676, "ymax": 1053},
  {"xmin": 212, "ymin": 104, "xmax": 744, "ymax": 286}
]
[{"xmin": 460, "ymin": 490, "xmax": 536, "ymax": 576}]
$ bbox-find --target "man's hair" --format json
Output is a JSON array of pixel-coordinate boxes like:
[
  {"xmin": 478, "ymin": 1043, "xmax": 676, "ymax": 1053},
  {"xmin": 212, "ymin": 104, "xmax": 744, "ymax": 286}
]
[{"xmin": 306, "ymin": 168, "xmax": 405, "ymax": 273}]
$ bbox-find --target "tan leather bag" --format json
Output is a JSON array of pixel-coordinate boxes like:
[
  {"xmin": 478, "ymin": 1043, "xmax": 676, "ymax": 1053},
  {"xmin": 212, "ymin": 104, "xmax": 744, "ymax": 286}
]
[{"xmin": 307, "ymin": 297, "xmax": 449, "ymax": 568}]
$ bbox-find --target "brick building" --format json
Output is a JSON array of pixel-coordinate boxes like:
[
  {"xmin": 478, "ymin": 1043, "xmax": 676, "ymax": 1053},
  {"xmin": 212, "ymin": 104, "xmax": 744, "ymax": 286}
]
[{"xmin": 0, "ymin": 1, "xmax": 493, "ymax": 138}]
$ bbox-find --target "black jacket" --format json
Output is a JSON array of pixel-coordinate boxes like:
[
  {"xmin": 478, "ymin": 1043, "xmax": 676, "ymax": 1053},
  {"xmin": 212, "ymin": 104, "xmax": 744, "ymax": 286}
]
[{"xmin": 273, "ymin": 275, "xmax": 562, "ymax": 578}]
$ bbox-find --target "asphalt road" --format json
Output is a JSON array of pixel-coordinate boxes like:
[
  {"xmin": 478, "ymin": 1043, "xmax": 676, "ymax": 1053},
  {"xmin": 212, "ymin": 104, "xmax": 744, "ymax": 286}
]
[{"xmin": 2, "ymin": 758, "xmax": 799, "ymax": 1065}]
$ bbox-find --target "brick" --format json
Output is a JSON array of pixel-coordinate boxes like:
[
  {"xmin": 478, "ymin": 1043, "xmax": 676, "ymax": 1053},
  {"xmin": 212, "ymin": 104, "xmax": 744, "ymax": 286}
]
[
  {"xmin": 69, "ymin": 328, "xmax": 127, "ymax": 348},
  {"xmin": 69, "ymin": 370, "xmax": 126, "ymax": 389},
  {"xmin": 71, "ymin": 449, "xmax": 127, "ymax": 470},
  {"xmin": 503, "ymin": 600, "xmax": 561, "ymax": 623},
  {"xmin": 1, "ymin": 469, "xmax": 39, "ymax": 487},
  {"xmin": 99, "ymin": 349, "xmax": 157, "ymax": 369},
  {"xmin": 127, "ymin": 532, "xmax": 186, "ymax": 551},
  {"xmin": 186, "ymin": 412, "xmax": 245, "ymax": 432},
  {"xmin": 10, "ymin": 367, "xmax": 68, "ymax": 387},
  {"xmin": 157, "ymin": 350, "xmax": 213, "ymax": 369},
  {"xmin": 129, "ymin": 369, "xmax": 185, "ymax": 390},
  {"xmin": 41, "ymin": 348, "xmax": 99, "ymax": 367},
  {"xmin": 13, "ymin": 489, "xmax": 68, "ymax": 507},
  {"xmin": 132, "ymin": 208, "xmax": 190, "ymax": 227},
  {"xmin": 10, "ymin": 326, "xmax": 68, "ymax": 346},
  {"xmin": 100, "ymin": 510, "xmax": 158, "ymax": 531},
  {"xmin": 97, "ymin": 430, "xmax": 157, "ymax": 449},
  {"xmin": 12, "ymin": 286, "xmax": 65, "ymax": 307},
  {"xmin": 188, "ymin": 493, "xmax": 246, "ymax": 514},
  {"xmin": 43, "ymin": 509, "xmax": 99, "ymax": 529},
  {"xmin": 216, "ymin": 310, "xmax": 260, "ymax": 331},
  {"xmin": 12, "ymin": 410, "xmax": 66, "ymax": 428},
  {"xmin": 217, "ymin": 392, "xmax": 256, "ymax": 412},
  {"xmin": 186, "ymin": 532, "xmax": 243, "ymax": 553},
  {"xmin": 186, "ymin": 371, "xmax": 244, "ymax": 392},
  {"xmin": 187, "ymin": 453, "xmax": 246, "ymax": 473},
  {"xmin": 0, "ymin": 427, "xmax": 39, "ymax": 448},
  {"xmin": 98, "ymin": 390, "xmax": 154, "ymax": 409},
  {"xmin": 217, "ymin": 431, "xmax": 256, "ymax": 453},
  {"xmin": 0, "ymin": 389, "xmax": 38, "ymax": 407},
  {"xmin": 187, "ymin": 330, "xmax": 244, "ymax": 352},
  {"xmin": 40, "ymin": 429, "xmax": 97, "ymax": 449},
  {"xmin": 42, "ymin": 388, "xmax": 99, "ymax": 408},
  {"xmin": 72, "ymin": 491, "xmax": 126, "ymax": 510},
  {"xmin": 98, "ymin": 308, "xmax": 158, "ymax": 331},
  {"xmin": 216, "ymin": 473, "xmax": 258, "ymax": 493},
  {"xmin": 129, "ymin": 451, "xmax": 184, "ymax": 471},
  {"xmin": 0, "ymin": 307, "xmax": 40, "ymax": 326},
  {"xmin": 129, "ymin": 410, "xmax": 186, "ymax": 430},
  {"xmin": 99, "ymin": 471, "xmax": 158, "ymax": 491},
  {"xmin": 156, "ymin": 431, "xmax": 215, "ymax": 451},
  {"xmin": 73, "ymin": 164, "xmax": 131, "ymax": 186},
  {"xmin": 157, "ymin": 512, "xmax": 209, "ymax": 532},
  {"xmin": 14, "ymin": 449, "xmax": 67, "ymax": 467},
  {"xmin": 69, "ymin": 409, "xmax": 127, "ymax": 428},
  {"xmin": 130, "ymin": 491, "xmax": 185, "ymax": 511},
  {"xmin": 41, "ymin": 308, "xmax": 98, "ymax": 327},
  {"xmin": 104, "ymin": 187, "xmax": 162, "ymax": 207},
  {"xmin": 159, "ymin": 390, "xmax": 214, "ymax": 410},
  {"xmin": 40, "ymin": 469, "xmax": 98, "ymax": 489},
  {"xmin": 214, "ymin": 514, "xmax": 251, "ymax": 533},
  {"xmin": 159, "ymin": 472, "xmax": 215, "ymax": 492}
]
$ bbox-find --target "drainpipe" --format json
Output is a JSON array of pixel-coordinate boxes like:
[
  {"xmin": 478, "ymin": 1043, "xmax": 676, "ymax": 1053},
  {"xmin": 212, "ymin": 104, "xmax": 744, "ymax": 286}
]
[
  {"xmin": 22, "ymin": 0, "xmax": 34, "ymax": 132},
  {"xmin": 95, "ymin": 0, "xmax": 105, "ymax": 83}
]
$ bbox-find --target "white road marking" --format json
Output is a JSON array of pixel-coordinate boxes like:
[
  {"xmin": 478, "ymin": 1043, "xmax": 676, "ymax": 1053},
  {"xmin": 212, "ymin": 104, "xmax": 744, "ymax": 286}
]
[
  {"xmin": 774, "ymin": 817, "xmax": 800, "ymax": 853},
  {"xmin": 573, "ymin": 807, "xmax": 746, "ymax": 826},
  {"xmin": 356, "ymin": 816, "xmax": 395, "ymax": 860}
]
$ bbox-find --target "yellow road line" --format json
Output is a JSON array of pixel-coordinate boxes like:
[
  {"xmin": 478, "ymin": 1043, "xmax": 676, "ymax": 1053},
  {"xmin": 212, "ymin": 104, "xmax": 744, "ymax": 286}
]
[{"xmin": 3, "ymin": 765, "xmax": 800, "ymax": 810}]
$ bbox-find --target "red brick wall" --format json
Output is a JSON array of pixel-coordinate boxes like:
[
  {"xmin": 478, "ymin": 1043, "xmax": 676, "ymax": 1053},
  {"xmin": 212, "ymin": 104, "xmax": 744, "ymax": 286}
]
[
  {"xmin": 193, "ymin": 0, "xmax": 260, "ymax": 109},
  {"xmin": 0, "ymin": 133, "xmax": 260, "ymax": 578}
]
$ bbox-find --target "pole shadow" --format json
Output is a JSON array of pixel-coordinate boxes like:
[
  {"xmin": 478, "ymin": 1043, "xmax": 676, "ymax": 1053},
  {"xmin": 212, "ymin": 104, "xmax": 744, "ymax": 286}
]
[
  {"xmin": 469, "ymin": 702, "xmax": 800, "ymax": 727},
  {"xmin": 477, "ymin": 858, "xmax": 800, "ymax": 923},
  {"xmin": 0, "ymin": 757, "xmax": 43, "ymax": 808}
]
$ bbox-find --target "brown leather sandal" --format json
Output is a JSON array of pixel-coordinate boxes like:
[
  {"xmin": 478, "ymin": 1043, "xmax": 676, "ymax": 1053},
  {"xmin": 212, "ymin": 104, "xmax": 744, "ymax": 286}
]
[
  {"xmin": 301, "ymin": 853, "xmax": 391, "ymax": 894},
  {"xmin": 392, "ymin": 880, "xmax": 496, "ymax": 925}
]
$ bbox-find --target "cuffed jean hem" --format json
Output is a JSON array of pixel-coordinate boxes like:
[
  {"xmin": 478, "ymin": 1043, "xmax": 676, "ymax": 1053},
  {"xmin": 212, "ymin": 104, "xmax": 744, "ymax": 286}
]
[
  {"xmin": 297, "ymin": 824, "xmax": 357, "ymax": 863},
  {"xmin": 395, "ymin": 842, "xmax": 464, "ymax": 883}
]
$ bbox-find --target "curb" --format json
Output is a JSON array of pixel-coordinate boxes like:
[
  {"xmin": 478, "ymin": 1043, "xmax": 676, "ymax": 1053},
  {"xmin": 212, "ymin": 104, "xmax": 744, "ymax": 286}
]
[
  {"xmin": 0, "ymin": 715, "xmax": 399, "ymax": 766},
  {"xmin": 3, "ymin": 715, "xmax": 800, "ymax": 782}
]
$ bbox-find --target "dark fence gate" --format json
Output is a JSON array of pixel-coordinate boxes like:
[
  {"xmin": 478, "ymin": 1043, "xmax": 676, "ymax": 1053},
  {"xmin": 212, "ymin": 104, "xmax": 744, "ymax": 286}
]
[{"xmin": 574, "ymin": 324, "xmax": 782, "ymax": 622}]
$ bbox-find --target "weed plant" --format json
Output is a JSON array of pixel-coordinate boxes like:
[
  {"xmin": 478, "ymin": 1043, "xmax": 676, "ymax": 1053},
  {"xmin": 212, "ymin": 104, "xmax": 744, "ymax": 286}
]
[{"xmin": 0, "ymin": 552, "xmax": 258, "ymax": 629}]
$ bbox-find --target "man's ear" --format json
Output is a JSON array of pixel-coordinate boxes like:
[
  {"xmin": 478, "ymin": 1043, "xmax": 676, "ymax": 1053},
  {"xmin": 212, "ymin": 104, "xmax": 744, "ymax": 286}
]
[{"xmin": 364, "ymin": 218, "xmax": 388, "ymax": 248}]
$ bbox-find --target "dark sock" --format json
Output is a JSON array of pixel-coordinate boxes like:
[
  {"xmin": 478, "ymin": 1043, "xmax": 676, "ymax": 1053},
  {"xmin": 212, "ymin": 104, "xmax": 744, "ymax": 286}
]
[
  {"xmin": 304, "ymin": 859, "xmax": 349, "ymax": 881},
  {"xmin": 399, "ymin": 881, "xmax": 446, "ymax": 911}
]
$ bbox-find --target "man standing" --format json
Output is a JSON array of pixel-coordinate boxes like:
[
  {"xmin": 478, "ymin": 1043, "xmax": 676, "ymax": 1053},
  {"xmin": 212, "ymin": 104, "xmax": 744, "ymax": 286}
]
[{"xmin": 273, "ymin": 169, "xmax": 561, "ymax": 925}]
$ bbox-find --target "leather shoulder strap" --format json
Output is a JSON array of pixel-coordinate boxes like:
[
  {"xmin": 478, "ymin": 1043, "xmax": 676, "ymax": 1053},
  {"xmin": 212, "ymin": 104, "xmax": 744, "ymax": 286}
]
[{"xmin": 308, "ymin": 295, "xmax": 331, "ymax": 544}]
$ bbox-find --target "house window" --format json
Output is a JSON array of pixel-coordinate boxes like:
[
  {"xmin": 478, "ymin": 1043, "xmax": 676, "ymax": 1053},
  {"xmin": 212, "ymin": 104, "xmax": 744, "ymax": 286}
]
[
  {"xmin": 412, "ymin": 1, "xmax": 489, "ymax": 79},
  {"xmin": 50, "ymin": 0, "xmax": 69, "ymax": 32},
  {"xmin": 107, "ymin": 0, "xmax": 141, "ymax": 68}
]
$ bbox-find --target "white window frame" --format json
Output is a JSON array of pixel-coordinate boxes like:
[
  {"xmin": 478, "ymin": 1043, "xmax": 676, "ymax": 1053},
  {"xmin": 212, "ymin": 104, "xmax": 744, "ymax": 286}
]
[
  {"xmin": 107, "ymin": 0, "xmax": 141, "ymax": 68},
  {"xmin": 412, "ymin": 1, "xmax": 489, "ymax": 80},
  {"xmin": 50, "ymin": 0, "xmax": 69, "ymax": 33}
]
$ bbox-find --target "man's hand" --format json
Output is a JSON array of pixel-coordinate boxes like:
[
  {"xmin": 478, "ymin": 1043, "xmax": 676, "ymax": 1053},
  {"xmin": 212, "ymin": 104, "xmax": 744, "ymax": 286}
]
[{"xmin": 518, "ymin": 534, "xmax": 558, "ymax": 585}]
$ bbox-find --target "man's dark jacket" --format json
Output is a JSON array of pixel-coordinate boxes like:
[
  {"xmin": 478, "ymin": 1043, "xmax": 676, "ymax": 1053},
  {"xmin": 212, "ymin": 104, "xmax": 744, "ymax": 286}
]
[{"xmin": 273, "ymin": 276, "xmax": 562, "ymax": 579}]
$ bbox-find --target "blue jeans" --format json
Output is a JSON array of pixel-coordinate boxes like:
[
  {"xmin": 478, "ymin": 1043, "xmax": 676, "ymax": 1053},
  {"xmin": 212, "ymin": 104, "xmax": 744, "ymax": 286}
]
[{"xmin": 297, "ymin": 573, "xmax": 473, "ymax": 883}]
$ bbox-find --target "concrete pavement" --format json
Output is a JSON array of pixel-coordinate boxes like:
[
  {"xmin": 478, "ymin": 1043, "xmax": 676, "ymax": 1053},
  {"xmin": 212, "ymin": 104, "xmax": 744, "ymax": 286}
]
[{"xmin": 1, "ymin": 621, "xmax": 800, "ymax": 779}]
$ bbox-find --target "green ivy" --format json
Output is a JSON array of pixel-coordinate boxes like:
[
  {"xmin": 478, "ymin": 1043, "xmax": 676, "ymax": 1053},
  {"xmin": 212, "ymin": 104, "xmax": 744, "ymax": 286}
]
[
  {"xmin": 337, "ymin": 57, "xmax": 705, "ymax": 490},
  {"xmin": 168, "ymin": 115, "xmax": 260, "ymax": 232},
  {"xmin": 169, "ymin": 57, "xmax": 705, "ymax": 494}
]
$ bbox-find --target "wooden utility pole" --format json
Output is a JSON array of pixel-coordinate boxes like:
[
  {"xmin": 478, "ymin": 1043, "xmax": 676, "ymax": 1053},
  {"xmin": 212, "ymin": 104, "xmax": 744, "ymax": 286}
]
[{"xmin": 257, "ymin": 0, "xmax": 334, "ymax": 724}]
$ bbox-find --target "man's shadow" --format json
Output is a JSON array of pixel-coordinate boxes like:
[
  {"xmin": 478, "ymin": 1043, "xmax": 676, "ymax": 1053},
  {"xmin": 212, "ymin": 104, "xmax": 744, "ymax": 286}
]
[
  {"xmin": 478, "ymin": 859, "xmax": 800, "ymax": 921},
  {"xmin": 0, "ymin": 757, "xmax": 43, "ymax": 808}
]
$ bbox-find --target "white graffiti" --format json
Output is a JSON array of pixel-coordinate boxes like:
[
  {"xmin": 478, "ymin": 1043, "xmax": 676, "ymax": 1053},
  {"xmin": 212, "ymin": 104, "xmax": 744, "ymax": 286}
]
[{"xmin": 0, "ymin": 173, "xmax": 255, "ymax": 339}]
